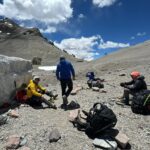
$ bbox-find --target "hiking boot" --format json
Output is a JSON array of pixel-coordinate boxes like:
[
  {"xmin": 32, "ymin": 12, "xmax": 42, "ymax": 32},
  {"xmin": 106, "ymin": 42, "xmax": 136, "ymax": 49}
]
[
  {"xmin": 64, "ymin": 104, "xmax": 68, "ymax": 111},
  {"xmin": 62, "ymin": 95, "xmax": 68, "ymax": 105},
  {"xmin": 122, "ymin": 98, "xmax": 129, "ymax": 105},
  {"xmin": 60, "ymin": 104, "xmax": 66, "ymax": 109}
]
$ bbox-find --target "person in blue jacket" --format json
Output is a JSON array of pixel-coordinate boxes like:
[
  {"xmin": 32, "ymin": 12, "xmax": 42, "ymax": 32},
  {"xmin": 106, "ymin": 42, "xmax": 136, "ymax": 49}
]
[{"xmin": 56, "ymin": 56, "xmax": 75, "ymax": 108}]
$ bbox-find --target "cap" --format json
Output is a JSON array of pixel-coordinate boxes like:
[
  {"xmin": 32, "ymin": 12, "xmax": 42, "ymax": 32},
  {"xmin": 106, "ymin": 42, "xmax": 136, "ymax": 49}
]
[{"xmin": 60, "ymin": 55, "xmax": 65, "ymax": 60}]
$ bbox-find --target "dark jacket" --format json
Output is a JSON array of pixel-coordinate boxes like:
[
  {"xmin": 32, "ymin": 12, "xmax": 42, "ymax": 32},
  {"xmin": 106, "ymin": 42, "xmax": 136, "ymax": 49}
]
[
  {"xmin": 56, "ymin": 60, "xmax": 75, "ymax": 80},
  {"xmin": 124, "ymin": 76, "xmax": 147, "ymax": 92},
  {"xmin": 86, "ymin": 72, "xmax": 95, "ymax": 80}
]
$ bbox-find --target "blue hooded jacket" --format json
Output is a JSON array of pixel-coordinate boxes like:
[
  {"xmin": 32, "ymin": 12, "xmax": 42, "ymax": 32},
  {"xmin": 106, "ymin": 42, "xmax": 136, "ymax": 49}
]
[{"xmin": 56, "ymin": 59, "xmax": 75, "ymax": 80}]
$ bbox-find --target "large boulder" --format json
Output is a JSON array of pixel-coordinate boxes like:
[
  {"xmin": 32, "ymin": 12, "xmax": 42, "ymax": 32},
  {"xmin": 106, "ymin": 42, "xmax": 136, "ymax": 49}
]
[
  {"xmin": 32, "ymin": 56, "xmax": 42, "ymax": 65},
  {"xmin": 0, "ymin": 55, "xmax": 32, "ymax": 106}
]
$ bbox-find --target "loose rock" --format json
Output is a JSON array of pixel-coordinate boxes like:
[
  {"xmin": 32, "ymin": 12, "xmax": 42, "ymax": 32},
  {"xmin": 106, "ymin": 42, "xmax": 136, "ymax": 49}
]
[
  {"xmin": 49, "ymin": 129, "xmax": 61, "ymax": 143},
  {"xmin": 92, "ymin": 87, "xmax": 99, "ymax": 92},
  {"xmin": 7, "ymin": 109, "xmax": 19, "ymax": 118},
  {"xmin": 6, "ymin": 135, "xmax": 20, "ymax": 149},
  {"xmin": 93, "ymin": 138, "xmax": 117, "ymax": 149}
]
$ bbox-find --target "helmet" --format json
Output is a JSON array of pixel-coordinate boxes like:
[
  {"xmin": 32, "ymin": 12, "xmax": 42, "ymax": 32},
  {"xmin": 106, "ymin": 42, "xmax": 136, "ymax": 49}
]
[
  {"xmin": 130, "ymin": 71, "xmax": 140, "ymax": 78},
  {"xmin": 33, "ymin": 76, "xmax": 40, "ymax": 81}
]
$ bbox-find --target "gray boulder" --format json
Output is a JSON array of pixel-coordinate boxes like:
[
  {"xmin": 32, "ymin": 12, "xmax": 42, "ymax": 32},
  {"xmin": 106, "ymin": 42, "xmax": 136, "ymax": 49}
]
[
  {"xmin": 0, "ymin": 55, "xmax": 32, "ymax": 107},
  {"xmin": 32, "ymin": 56, "xmax": 42, "ymax": 65}
]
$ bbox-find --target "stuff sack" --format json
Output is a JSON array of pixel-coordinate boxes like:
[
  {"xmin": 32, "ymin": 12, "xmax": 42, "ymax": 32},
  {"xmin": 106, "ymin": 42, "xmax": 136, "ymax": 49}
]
[
  {"xmin": 87, "ymin": 79, "xmax": 104, "ymax": 89},
  {"xmin": 131, "ymin": 90, "xmax": 150, "ymax": 114},
  {"xmin": 92, "ymin": 80, "xmax": 104, "ymax": 89},
  {"xmin": 85, "ymin": 103, "xmax": 117, "ymax": 136}
]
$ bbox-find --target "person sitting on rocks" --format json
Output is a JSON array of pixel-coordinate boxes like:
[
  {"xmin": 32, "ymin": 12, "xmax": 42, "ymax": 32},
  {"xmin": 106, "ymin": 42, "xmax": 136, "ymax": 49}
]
[
  {"xmin": 86, "ymin": 72, "xmax": 104, "ymax": 89},
  {"xmin": 119, "ymin": 71, "xmax": 147, "ymax": 105},
  {"xmin": 26, "ymin": 76, "xmax": 57, "ymax": 109}
]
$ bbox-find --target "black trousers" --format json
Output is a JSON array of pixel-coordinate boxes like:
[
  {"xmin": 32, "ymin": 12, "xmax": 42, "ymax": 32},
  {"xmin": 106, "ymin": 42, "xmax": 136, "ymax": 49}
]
[
  {"xmin": 26, "ymin": 95, "xmax": 53, "ymax": 107},
  {"xmin": 60, "ymin": 79, "xmax": 73, "ymax": 97},
  {"xmin": 123, "ymin": 88, "xmax": 135, "ymax": 104}
]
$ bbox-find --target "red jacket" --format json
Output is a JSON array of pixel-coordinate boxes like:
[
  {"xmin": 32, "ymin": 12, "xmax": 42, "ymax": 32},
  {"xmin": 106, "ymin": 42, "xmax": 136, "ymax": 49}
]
[{"xmin": 15, "ymin": 90, "xmax": 28, "ymax": 103}]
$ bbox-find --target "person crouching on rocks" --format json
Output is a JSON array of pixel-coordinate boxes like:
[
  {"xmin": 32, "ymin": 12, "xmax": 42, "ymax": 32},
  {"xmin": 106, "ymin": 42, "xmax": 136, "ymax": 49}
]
[
  {"xmin": 56, "ymin": 56, "xmax": 75, "ymax": 109},
  {"xmin": 26, "ymin": 76, "xmax": 57, "ymax": 109},
  {"xmin": 119, "ymin": 71, "xmax": 147, "ymax": 105}
]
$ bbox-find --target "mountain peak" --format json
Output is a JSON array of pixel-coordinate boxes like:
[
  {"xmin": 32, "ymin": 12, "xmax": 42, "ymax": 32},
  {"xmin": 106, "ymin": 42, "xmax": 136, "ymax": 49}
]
[{"xmin": 0, "ymin": 18, "xmax": 79, "ymax": 65}]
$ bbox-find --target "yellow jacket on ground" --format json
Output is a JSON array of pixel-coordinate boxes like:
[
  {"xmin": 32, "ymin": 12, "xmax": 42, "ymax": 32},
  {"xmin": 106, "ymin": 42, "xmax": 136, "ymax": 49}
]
[{"xmin": 27, "ymin": 80, "xmax": 46, "ymax": 98}]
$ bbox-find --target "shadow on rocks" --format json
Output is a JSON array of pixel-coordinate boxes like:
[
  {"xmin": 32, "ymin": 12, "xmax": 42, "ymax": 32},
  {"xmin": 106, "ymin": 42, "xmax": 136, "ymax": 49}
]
[{"xmin": 0, "ymin": 101, "xmax": 20, "ymax": 115}]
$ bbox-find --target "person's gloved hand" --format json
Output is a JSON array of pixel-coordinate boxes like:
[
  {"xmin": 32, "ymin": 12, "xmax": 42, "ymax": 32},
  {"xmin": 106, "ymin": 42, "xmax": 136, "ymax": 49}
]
[
  {"xmin": 41, "ymin": 90, "xmax": 45, "ymax": 94},
  {"xmin": 124, "ymin": 85, "xmax": 129, "ymax": 89},
  {"xmin": 120, "ymin": 82, "xmax": 125, "ymax": 87}
]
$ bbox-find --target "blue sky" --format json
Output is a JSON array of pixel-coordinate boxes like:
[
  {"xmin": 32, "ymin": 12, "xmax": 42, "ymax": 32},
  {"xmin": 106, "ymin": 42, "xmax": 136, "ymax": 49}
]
[{"xmin": 0, "ymin": 0, "xmax": 150, "ymax": 60}]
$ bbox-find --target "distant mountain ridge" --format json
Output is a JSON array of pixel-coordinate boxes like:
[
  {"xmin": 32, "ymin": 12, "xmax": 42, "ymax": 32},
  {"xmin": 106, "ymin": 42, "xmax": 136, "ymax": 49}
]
[
  {"xmin": 76, "ymin": 39, "xmax": 150, "ymax": 78},
  {"xmin": 0, "ymin": 18, "xmax": 79, "ymax": 65}
]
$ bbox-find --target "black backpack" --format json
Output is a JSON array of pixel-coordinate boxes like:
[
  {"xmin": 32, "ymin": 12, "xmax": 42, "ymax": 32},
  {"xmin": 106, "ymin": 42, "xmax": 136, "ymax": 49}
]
[
  {"xmin": 85, "ymin": 103, "xmax": 117, "ymax": 136},
  {"xmin": 87, "ymin": 79, "xmax": 104, "ymax": 89},
  {"xmin": 131, "ymin": 90, "xmax": 150, "ymax": 114}
]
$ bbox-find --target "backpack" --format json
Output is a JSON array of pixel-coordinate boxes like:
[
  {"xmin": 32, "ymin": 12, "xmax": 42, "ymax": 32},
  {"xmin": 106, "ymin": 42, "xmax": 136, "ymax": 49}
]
[
  {"xmin": 87, "ymin": 79, "xmax": 104, "ymax": 89},
  {"xmin": 86, "ymin": 72, "xmax": 95, "ymax": 80},
  {"xmin": 131, "ymin": 90, "xmax": 150, "ymax": 114},
  {"xmin": 15, "ymin": 90, "xmax": 27, "ymax": 103},
  {"xmin": 92, "ymin": 80, "xmax": 104, "ymax": 88},
  {"xmin": 85, "ymin": 103, "xmax": 117, "ymax": 136}
]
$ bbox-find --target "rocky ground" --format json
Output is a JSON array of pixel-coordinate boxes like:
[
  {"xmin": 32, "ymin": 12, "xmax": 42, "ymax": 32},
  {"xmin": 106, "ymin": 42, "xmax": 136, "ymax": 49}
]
[
  {"xmin": 0, "ymin": 61, "xmax": 150, "ymax": 150},
  {"xmin": 1, "ymin": 19, "xmax": 150, "ymax": 150}
]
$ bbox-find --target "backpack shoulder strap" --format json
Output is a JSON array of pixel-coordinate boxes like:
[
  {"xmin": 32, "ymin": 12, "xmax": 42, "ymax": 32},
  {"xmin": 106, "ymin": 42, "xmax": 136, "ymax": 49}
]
[{"xmin": 143, "ymin": 94, "xmax": 150, "ymax": 106}]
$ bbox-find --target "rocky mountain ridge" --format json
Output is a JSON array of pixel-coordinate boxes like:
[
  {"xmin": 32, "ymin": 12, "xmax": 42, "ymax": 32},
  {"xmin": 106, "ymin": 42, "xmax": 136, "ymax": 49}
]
[{"xmin": 0, "ymin": 18, "xmax": 80, "ymax": 65}]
